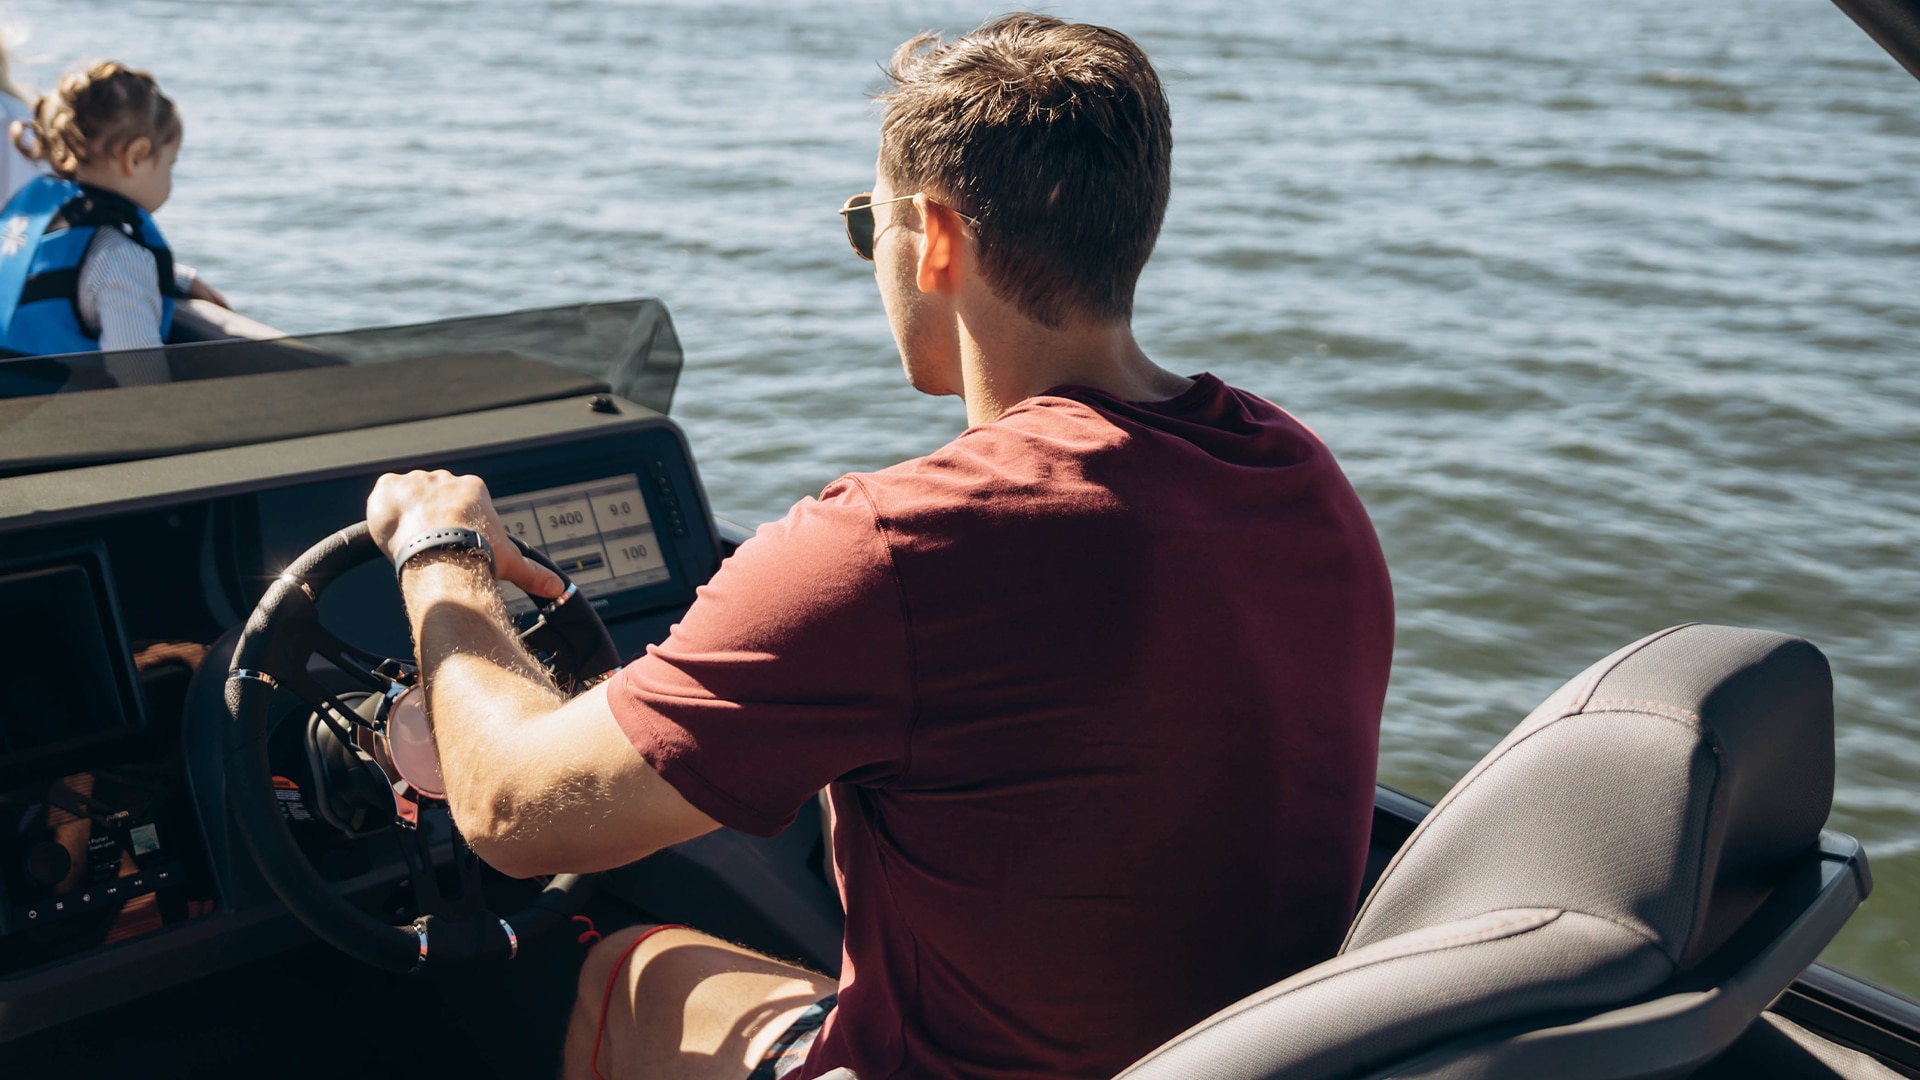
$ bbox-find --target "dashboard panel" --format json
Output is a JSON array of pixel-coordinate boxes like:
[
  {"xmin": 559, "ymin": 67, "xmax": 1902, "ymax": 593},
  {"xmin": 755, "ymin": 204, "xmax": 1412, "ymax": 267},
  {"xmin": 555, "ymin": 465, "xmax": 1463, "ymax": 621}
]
[
  {"xmin": 236, "ymin": 425, "xmax": 716, "ymax": 661},
  {"xmin": 0, "ymin": 393, "xmax": 722, "ymax": 1040}
]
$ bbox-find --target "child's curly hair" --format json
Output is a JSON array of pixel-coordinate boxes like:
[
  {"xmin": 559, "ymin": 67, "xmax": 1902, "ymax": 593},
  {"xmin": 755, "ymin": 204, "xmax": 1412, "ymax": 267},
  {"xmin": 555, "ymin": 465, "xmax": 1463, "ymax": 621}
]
[{"xmin": 11, "ymin": 61, "xmax": 180, "ymax": 179}]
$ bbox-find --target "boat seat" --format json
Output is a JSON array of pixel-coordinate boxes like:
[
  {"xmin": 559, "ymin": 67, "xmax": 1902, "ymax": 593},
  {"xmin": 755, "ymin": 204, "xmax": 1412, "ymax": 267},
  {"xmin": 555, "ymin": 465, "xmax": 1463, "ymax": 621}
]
[{"xmin": 1116, "ymin": 624, "xmax": 1872, "ymax": 1080}]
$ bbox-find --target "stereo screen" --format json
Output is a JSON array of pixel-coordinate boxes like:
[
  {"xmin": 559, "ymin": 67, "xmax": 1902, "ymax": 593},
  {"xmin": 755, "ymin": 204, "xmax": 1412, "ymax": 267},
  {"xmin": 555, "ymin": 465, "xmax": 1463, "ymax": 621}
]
[
  {"xmin": 494, "ymin": 474, "xmax": 669, "ymax": 615},
  {"xmin": 0, "ymin": 562, "xmax": 137, "ymax": 763}
]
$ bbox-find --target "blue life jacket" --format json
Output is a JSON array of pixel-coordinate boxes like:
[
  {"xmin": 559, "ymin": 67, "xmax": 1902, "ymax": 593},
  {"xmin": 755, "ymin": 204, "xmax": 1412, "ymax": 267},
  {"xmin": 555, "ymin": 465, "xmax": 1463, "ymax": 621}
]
[{"xmin": 0, "ymin": 176, "xmax": 180, "ymax": 357}]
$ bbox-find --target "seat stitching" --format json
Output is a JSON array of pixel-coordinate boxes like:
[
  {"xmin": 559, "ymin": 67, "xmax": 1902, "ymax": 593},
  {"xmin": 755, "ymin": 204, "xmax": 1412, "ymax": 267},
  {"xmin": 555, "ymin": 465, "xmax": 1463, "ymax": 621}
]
[
  {"xmin": 1578, "ymin": 699, "xmax": 1704, "ymax": 724},
  {"xmin": 1131, "ymin": 910, "xmax": 1647, "ymax": 1071},
  {"xmin": 1568, "ymin": 624, "xmax": 1695, "ymax": 714},
  {"xmin": 1137, "ymin": 917, "xmax": 1561, "ymax": 1060},
  {"xmin": 1338, "ymin": 910, "xmax": 1564, "ymax": 966},
  {"xmin": 1558, "ymin": 906, "xmax": 1667, "ymax": 949}
]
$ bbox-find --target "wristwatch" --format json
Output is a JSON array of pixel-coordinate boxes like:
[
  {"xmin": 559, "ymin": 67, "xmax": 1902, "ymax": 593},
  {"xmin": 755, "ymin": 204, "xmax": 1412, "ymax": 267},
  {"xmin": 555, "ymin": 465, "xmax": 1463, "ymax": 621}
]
[{"xmin": 391, "ymin": 527, "xmax": 495, "ymax": 582}]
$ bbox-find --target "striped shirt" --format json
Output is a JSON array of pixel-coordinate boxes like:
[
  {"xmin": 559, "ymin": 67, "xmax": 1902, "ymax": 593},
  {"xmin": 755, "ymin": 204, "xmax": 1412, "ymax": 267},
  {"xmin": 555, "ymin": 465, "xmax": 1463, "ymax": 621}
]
[{"xmin": 76, "ymin": 226, "xmax": 195, "ymax": 387}]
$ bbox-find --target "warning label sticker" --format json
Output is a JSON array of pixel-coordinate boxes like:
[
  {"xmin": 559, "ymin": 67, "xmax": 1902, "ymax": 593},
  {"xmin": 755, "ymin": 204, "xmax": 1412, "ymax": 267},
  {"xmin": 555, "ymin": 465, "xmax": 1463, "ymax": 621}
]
[{"xmin": 271, "ymin": 776, "xmax": 313, "ymax": 823}]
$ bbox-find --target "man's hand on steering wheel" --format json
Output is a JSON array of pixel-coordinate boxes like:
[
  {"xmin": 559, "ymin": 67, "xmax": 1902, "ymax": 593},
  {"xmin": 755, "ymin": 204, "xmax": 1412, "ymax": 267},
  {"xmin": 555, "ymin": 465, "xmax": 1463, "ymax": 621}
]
[{"xmin": 367, "ymin": 470, "xmax": 564, "ymax": 597}]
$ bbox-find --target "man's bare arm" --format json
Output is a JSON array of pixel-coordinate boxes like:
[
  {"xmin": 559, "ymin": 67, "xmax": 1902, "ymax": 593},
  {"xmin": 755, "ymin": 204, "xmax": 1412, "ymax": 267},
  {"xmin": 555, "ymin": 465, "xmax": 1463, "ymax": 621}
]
[{"xmin": 372, "ymin": 471, "xmax": 720, "ymax": 878}]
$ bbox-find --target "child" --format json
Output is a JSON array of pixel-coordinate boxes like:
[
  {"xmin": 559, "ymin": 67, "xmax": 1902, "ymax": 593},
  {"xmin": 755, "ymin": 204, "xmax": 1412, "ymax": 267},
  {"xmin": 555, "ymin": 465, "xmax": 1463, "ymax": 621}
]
[{"xmin": 0, "ymin": 61, "xmax": 224, "ymax": 381}]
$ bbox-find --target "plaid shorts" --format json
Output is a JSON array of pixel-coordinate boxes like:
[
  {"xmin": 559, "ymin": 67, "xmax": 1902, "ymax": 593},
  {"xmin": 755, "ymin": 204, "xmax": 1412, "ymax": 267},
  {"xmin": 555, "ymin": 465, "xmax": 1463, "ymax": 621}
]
[{"xmin": 747, "ymin": 993, "xmax": 837, "ymax": 1080}]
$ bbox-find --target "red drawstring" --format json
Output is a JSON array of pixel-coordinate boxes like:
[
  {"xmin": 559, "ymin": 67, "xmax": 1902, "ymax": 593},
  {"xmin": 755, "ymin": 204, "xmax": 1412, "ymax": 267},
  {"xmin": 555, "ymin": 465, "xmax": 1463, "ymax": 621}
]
[
  {"xmin": 592, "ymin": 924, "xmax": 685, "ymax": 1080},
  {"xmin": 572, "ymin": 914, "xmax": 603, "ymax": 946}
]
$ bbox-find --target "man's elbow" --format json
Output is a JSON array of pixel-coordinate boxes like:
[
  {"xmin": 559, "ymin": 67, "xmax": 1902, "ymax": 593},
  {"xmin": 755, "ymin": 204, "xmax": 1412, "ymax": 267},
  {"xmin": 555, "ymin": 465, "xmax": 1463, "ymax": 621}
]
[
  {"xmin": 449, "ymin": 772, "xmax": 652, "ymax": 879},
  {"xmin": 443, "ymin": 751, "xmax": 704, "ymax": 878},
  {"xmin": 466, "ymin": 834, "xmax": 551, "ymax": 880},
  {"xmin": 450, "ymin": 785, "xmax": 549, "ymax": 879}
]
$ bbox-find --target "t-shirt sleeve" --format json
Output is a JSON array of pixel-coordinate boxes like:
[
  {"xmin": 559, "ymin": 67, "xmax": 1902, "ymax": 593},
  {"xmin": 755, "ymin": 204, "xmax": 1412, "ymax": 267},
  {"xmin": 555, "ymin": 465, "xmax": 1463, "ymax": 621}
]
[{"xmin": 605, "ymin": 477, "xmax": 914, "ymax": 837}]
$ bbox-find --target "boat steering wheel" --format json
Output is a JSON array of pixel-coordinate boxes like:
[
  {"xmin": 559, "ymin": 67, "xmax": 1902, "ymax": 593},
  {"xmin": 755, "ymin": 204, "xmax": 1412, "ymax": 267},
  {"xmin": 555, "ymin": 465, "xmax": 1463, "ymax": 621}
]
[{"xmin": 223, "ymin": 522, "xmax": 615, "ymax": 973}]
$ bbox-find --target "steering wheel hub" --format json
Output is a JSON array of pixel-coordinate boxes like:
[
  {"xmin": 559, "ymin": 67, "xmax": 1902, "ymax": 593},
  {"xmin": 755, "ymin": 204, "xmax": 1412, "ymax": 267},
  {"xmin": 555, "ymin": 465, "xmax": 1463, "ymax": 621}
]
[{"xmin": 382, "ymin": 685, "xmax": 444, "ymax": 801}]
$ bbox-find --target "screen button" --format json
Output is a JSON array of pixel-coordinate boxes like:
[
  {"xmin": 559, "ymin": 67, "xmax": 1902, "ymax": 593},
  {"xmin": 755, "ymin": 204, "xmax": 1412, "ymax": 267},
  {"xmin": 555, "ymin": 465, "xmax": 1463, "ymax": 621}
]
[
  {"xmin": 594, "ymin": 485, "xmax": 650, "ymax": 529},
  {"xmin": 499, "ymin": 508, "xmax": 540, "ymax": 547},
  {"xmin": 534, "ymin": 497, "xmax": 598, "ymax": 544},
  {"xmin": 607, "ymin": 534, "xmax": 666, "ymax": 577}
]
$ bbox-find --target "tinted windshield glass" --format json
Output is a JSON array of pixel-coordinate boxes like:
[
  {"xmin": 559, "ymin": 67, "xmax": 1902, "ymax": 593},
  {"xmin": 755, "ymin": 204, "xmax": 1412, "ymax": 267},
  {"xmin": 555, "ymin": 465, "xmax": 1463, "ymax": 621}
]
[{"xmin": 0, "ymin": 298, "xmax": 683, "ymax": 415}]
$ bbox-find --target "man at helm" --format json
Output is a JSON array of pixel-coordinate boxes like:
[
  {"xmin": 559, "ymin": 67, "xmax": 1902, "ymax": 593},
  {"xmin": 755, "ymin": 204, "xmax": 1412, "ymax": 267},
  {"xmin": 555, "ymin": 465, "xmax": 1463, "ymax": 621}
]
[{"xmin": 367, "ymin": 14, "xmax": 1393, "ymax": 1079}]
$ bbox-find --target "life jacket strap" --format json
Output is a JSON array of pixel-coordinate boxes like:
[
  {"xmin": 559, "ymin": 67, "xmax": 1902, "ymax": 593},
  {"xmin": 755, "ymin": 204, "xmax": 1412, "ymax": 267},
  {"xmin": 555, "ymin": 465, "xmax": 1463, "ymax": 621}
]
[{"xmin": 17, "ymin": 266, "xmax": 78, "ymax": 307}]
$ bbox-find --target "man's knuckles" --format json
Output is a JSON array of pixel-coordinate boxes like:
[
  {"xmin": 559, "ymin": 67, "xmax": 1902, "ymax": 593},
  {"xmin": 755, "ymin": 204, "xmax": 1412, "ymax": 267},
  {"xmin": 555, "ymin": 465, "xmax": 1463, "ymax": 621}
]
[{"xmin": 367, "ymin": 472, "xmax": 498, "ymax": 555}]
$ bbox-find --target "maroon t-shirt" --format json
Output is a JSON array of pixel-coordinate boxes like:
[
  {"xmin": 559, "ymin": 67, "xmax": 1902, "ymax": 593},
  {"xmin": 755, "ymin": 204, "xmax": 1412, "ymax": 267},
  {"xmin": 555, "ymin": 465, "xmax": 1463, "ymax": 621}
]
[{"xmin": 608, "ymin": 374, "xmax": 1393, "ymax": 1080}]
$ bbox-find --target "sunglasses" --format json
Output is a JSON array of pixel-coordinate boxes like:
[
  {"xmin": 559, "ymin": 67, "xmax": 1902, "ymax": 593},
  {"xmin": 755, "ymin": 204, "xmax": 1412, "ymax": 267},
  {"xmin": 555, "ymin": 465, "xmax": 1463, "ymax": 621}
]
[{"xmin": 837, "ymin": 192, "xmax": 979, "ymax": 261}]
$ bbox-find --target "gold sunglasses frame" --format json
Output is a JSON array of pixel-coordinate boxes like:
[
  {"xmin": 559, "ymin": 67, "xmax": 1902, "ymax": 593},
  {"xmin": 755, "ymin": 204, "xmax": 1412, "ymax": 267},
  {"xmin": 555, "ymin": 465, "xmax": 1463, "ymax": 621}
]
[{"xmin": 837, "ymin": 192, "xmax": 980, "ymax": 260}]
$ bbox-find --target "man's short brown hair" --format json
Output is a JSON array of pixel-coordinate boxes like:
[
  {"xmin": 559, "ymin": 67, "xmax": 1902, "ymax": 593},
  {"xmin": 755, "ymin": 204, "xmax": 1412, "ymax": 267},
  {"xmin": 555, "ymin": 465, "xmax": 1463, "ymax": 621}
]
[{"xmin": 878, "ymin": 14, "xmax": 1171, "ymax": 328}]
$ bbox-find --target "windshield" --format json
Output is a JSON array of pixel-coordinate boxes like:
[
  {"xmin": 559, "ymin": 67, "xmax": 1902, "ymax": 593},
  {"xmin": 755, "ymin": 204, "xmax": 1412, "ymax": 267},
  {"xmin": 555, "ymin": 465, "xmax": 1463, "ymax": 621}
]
[
  {"xmin": 0, "ymin": 299, "xmax": 683, "ymax": 477},
  {"xmin": 0, "ymin": 298, "xmax": 681, "ymax": 410}
]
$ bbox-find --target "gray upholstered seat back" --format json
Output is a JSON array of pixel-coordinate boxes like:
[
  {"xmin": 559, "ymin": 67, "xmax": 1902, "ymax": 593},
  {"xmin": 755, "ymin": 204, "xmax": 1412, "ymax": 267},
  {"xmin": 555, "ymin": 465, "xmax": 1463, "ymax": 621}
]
[
  {"xmin": 1117, "ymin": 624, "xmax": 1836, "ymax": 1080},
  {"xmin": 1349, "ymin": 623, "xmax": 1834, "ymax": 969}
]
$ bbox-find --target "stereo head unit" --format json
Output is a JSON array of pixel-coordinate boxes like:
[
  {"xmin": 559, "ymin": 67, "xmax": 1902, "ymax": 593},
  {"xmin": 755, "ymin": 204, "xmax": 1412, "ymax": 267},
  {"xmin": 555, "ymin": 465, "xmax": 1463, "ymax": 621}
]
[{"xmin": 0, "ymin": 551, "xmax": 143, "ymax": 772}]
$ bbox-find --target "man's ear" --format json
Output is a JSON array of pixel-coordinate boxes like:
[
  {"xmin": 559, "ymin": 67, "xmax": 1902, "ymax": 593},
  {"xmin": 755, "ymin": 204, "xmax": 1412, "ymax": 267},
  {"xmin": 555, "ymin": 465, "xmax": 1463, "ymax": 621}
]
[
  {"xmin": 117, "ymin": 136, "xmax": 154, "ymax": 176},
  {"xmin": 915, "ymin": 198, "xmax": 966, "ymax": 295}
]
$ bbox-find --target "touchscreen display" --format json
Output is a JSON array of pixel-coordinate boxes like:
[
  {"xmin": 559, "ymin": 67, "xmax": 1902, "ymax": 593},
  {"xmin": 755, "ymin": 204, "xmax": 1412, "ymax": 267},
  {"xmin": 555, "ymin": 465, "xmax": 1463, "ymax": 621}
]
[
  {"xmin": 0, "ymin": 563, "xmax": 136, "ymax": 762},
  {"xmin": 494, "ymin": 474, "xmax": 670, "ymax": 615},
  {"xmin": 0, "ymin": 771, "xmax": 188, "ymax": 935}
]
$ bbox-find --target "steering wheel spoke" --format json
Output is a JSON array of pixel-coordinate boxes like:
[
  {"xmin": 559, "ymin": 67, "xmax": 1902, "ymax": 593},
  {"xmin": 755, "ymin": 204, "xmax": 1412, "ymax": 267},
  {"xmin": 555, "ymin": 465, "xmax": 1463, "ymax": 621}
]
[{"xmin": 308, "ymin": 632, "xmax": 404, "ymax": 697}]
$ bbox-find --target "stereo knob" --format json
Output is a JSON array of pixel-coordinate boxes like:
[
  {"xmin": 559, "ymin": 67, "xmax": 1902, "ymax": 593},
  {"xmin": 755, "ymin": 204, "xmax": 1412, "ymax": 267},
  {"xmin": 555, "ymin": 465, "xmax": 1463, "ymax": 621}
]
[{"xmin": 25, "ymin": 841, "xmax": 71, "ymax": 888}]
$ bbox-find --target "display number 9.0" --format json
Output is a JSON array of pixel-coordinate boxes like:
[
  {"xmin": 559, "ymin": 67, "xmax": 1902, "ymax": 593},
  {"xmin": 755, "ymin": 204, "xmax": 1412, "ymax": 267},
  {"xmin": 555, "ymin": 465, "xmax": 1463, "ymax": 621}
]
[{"xmin": 604, "ymin": 500, "xmax": 635, "ymax": 519}]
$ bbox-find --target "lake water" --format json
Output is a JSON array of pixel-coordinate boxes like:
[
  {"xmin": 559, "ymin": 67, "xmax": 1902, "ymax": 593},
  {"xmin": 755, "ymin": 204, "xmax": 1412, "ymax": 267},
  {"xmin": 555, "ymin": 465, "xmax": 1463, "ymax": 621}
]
[{"xmin": 15, "ymin": 0, "xmax": 1920, "ymax": 997}]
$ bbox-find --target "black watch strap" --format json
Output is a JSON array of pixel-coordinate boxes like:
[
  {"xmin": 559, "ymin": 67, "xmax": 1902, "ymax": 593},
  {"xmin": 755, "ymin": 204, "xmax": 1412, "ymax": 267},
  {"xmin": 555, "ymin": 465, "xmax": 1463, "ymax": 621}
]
[{"xmin": 392, "ymin": 527, "xmax": 495, "ymax": 582}]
